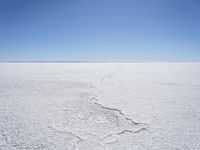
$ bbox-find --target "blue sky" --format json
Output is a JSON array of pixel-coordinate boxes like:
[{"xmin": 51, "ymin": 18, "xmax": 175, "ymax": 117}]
[{"xmin": 0, "ymin": 0, "xmax": 200, "ymax": 61}]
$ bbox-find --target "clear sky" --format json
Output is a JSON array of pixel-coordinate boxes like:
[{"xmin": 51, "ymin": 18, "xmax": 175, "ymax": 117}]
[{"xmin": 0, "ymin": 0, "xmax": 200, "ymax": 61}]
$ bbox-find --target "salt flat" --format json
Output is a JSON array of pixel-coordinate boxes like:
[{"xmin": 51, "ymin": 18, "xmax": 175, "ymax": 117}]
[{"xmin": 0, "ymin": 63, "xmax": 200, "ymax": 150}]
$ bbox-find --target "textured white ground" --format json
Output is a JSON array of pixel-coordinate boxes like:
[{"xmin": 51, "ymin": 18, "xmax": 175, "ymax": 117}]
[{"xmin": 0, "ymin": 63, "xmax": 200, "ymax": 150}]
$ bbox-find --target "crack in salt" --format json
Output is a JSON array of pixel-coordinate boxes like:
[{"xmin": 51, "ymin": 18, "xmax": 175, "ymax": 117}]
[
  {"xmin": 93, "ymin": 101, "xmax": 139, "ymax": 125},
  {"xmin": 100, "ymin": 72, "xmax": 116, "ymax": 83}
]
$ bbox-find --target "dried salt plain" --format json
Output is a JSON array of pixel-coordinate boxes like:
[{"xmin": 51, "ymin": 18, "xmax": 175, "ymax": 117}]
[{"xmin": 0, "ymin": 63, "xmax": 200, "ymax": 150}]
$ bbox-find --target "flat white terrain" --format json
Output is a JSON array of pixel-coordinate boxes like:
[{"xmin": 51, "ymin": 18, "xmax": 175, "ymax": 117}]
[{"xmin": 0, "ymin": 63, "xmax": 200, "ymax": 150}]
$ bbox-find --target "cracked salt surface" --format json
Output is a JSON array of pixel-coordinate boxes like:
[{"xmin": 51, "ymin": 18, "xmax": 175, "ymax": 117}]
[{"xmin": 0, "ymin": 63, "xmax": 200, "ymax": 149}]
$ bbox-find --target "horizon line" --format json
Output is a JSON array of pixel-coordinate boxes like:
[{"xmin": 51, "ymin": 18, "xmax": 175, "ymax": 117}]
[{"xmin": 0, "ymin": 60, "xmax": 200, "ymax": 63}]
